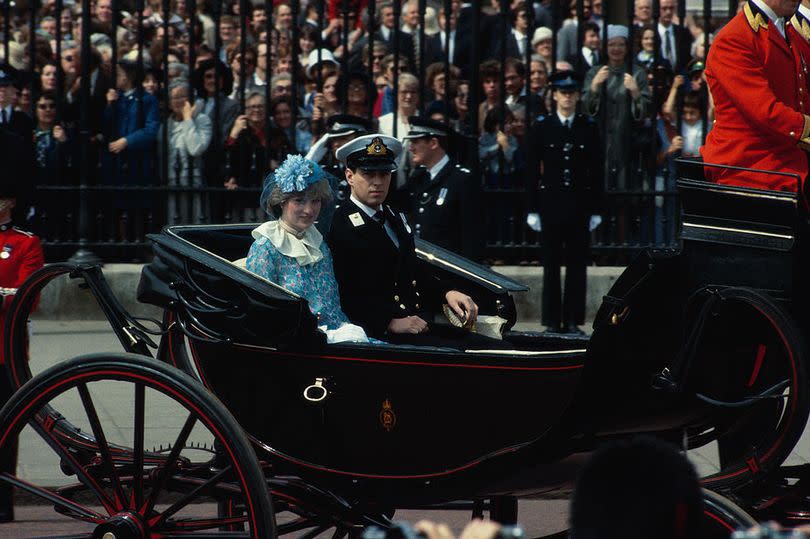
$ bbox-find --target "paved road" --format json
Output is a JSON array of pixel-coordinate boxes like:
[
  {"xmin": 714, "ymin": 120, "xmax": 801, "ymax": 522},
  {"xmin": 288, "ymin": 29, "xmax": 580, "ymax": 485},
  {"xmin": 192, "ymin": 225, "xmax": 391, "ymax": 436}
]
[{"xmin": 1, "ymin": 320, "xmax": 808, "ymax": 537}]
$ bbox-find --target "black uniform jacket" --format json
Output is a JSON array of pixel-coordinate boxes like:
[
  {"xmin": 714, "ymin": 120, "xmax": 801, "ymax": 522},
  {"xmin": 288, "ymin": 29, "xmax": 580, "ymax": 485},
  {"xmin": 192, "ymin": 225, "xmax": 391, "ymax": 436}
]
[
  {"xmin": 529, "ymin": 113, "xmax": 604, "ymax": 224},
  {"xmin": 327, "ymin": 199, "xmax": 447, "ymax": 339},
  {"xmin": 407, "ymin": 159, "xmax": 481, "ymax": 260}
]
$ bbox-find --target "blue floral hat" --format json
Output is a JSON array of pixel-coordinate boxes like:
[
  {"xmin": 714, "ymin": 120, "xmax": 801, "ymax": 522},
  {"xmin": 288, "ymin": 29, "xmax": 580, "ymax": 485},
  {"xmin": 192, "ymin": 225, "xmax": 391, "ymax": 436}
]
[{"xmin": 260, "ymin": 154, "xmax": 330, "ymax": 216}]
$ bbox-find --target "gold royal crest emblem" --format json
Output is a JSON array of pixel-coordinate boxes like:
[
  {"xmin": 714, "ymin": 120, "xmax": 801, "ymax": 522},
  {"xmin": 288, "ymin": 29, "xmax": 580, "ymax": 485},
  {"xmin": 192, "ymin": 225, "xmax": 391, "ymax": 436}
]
[
  {"xmin": 366, "ymin": 137, "xmax": 388, "ymax": 156},
  {"xmin": 379, "ymin": 399, "xmax": 397, "ymax": 432}
]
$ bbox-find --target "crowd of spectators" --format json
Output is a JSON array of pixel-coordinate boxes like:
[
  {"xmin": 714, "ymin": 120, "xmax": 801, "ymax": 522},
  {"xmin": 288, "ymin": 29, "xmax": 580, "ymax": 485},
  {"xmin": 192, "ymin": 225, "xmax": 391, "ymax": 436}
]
[{"xmin": 0, "ymin": 0, "xmax": 727, "ymax": 255}]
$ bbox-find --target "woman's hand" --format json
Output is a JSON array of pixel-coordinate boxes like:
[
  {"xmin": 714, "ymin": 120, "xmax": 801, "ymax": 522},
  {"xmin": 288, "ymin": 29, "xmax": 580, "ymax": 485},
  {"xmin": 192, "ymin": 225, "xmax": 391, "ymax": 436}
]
[
  {"xmin": 388, "ymin": 315, "xmax": 429, "ymax": 334},
  {"xmin": 496, "ymin": 130, "xmax": 509, "ymax": 151},
  {"xmin": 590, "ymin": 66, "xmax": 609, "ymax": 91},
  {"xmin": 52, "ymin": 124, "xmax": 67, "ymax": 142},
  {"xmin": 229, "ymin": 115, "xmax": 248, "ymax": 138},
  {"xmin": 224, "ymin": 177, "xmax": 238, "ymax": 190},
  {"xmin": 623, "ymin": 73, "xmax": 640, "ymax": 98},
  {"xmin": 108, "ymin": 137, "xmax": 128, "ymax": 153},
  {"xmin": 669, "ymin": 135, "xmax": 684, "ymax": 154},
  {"xmin": 445, "ymin": 290, "xmax": 479, "ymax": 324},
  {"xmin": 106, "ymin": 88, "xmax": 118, "ymax": 105},
  {"xmin": 181, "ymin": 100, "xmax": 193, "ymax": 121}
]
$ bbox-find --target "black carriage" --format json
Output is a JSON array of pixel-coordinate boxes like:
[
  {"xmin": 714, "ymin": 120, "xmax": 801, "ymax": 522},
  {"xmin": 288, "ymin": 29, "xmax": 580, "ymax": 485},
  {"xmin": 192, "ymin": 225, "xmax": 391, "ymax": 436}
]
[{"xmin": 0, "ymin": 162, "xmax": 808, "ymax": 537}]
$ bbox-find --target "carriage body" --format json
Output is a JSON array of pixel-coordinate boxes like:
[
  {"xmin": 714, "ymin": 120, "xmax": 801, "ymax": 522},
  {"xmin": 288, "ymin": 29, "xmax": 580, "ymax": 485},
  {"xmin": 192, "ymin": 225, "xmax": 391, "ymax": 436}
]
[{"xmin": 2, "ymin": 164, "xmax": 809, "ymax": 536}]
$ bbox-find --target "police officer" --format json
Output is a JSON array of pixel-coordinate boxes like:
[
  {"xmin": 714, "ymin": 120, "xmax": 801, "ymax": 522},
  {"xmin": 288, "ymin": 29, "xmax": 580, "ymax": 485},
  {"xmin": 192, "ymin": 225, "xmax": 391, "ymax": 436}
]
[
  {"xmin": 527, "ymin": 70, "xmax": 603, "ymax": 335},
  {"xmin": 0, "ymin": 175, "xmax": 45, "ymax": 522},
  {"xmin": 402, "ymin": 117, "xmax": 482, "ymax": 260},
  {"xmin": 306, "ymin": 114, "xmax": 374, "ymax": 204}
]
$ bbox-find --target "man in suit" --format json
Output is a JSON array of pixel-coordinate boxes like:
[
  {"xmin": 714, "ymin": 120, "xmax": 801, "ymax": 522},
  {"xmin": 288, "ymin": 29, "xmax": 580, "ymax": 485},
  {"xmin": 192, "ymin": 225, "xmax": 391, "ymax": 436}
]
[
  {"xmin": 402, "ymin": 117, "xmax": 481, "ymax": 260},
  {"xmin": 527, "ymin": 71, "xmax": 603, "ymax": 335},
  {"xmin": 702, "ymin": 0, "xmax": 810, "ymax": 190},
  {"xmin": 327, "ymin": 134, "xmax": 502, "ymax": 349},
  {"xmin": 657, "ymin": 0, "xmax": 693, "ymax": 73}
]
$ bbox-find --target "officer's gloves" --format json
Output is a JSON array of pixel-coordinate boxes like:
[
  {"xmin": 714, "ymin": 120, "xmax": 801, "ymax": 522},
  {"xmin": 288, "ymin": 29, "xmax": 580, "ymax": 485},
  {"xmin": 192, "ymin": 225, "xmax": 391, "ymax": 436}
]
[
  {"xmin": 526, "ymin": 213, "xmax": 542, "ymax": 232},
  {"xmin": 525, "ymin": 213, "xmax": 602, "ymax": 232}
]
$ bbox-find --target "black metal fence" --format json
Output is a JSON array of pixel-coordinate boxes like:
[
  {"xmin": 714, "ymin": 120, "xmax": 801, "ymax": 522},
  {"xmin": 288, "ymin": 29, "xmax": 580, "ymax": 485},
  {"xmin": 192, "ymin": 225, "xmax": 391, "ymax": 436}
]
[{"xmin": 0, "ymin": 0, "xmax": 737, "ymax": 264}]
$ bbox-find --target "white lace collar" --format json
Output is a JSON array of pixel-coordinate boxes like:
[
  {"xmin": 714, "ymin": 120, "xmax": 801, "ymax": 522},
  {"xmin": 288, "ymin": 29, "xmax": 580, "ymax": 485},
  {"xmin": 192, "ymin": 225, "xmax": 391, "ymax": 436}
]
[{"xmin": 252, "ymin": 220, "xmax": 324, "ymax": 266}]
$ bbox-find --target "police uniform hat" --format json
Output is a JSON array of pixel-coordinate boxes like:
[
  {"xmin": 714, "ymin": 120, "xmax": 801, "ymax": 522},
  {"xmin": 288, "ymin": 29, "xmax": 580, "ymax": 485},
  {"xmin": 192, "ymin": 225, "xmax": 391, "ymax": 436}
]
[
  {"xmin": 335, "ymin": 134, "xmax": 402, "ymax": 171},
  {"xmin": 327, "ymin": 114, "xmax": 373, "ymax": 137},
  {"xmin": 549, "ymin": 70, "xmax": 582, "ymax": 92},
  {"xmin": 0, "ymin": 63, "xmax": 18, "ymax": 87},
  {"xmin": 403, "ymin": 116, "xmax": 454, "ymax": 140}
]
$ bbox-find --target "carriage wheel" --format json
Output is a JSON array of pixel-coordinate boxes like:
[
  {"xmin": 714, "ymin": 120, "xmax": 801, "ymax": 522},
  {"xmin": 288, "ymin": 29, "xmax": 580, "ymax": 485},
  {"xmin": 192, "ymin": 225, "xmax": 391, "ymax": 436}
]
[
  {"xmin": 701, "ymin": 488, "xmax": 758, "ymax": 537},
  {"xmin": 0, "ymin": 352, "xmax": 275, "ymax": 538},
  {"xmin": 685, "ymin": 287, "xmax": 809, "ymax": 493}
]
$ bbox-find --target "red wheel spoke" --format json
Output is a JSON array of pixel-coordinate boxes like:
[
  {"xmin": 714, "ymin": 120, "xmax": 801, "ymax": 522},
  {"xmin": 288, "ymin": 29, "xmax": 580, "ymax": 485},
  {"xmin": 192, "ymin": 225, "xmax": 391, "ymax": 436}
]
[
  {"xmin": 29, "ymin": 416, "xmax": 117, "ymax": 514},
  {"xmin": 76, "ymin": 383, "xmax": 127, "ymax": 510},
  {"xmin": 0, "ymin": 473, "xmax": 105, "ymax": 523},
  {"xmin": 142, "ymin": 413, "xmax": 197, "ymax": 515},
  {"xmin": 151, "ymin": 465, "xmax": 233, "ymax": 528},
  {"xmin": 133, "ymin": 382, "xmax": 145, "ymax": 509},
  {"xmin": 160, "ymin": 533, "xmax": 251, "ymax": 538}
]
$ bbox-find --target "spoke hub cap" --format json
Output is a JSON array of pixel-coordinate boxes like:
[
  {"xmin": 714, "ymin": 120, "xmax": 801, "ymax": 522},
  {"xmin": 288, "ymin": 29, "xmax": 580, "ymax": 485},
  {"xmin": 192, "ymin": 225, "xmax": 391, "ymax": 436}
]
[{"xmin": 94, "ymin": 512, "xmax": 147, "ymax": 539}]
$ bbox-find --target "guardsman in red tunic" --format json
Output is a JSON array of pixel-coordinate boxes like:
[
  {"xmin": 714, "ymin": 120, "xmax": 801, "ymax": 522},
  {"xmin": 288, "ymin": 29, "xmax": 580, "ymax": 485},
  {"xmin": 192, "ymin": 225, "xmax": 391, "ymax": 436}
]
[
  {"xmin": 702, "ymin": 0, "xmax": 810, "ymax": 191},
  {"xmin": 790, "ymin": 0, "xmax": 810, "ymax": 112},
  {"xmin": 0, "ymin": 177, "xmax": 44, "ymax": 523}
]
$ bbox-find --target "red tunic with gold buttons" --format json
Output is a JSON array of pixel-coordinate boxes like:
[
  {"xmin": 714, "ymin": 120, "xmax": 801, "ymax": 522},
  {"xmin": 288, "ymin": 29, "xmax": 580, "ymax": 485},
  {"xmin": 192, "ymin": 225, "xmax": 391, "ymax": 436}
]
[
  {"xmin": 790, "ymin": 6, "xmax": 810, "ymax": 115},
  {"xmin": 701, "ymin": 1, "xmax": 810, "ymax": 191},
  {"xmin": 0, "ymin": 224, "xmax": 44, "ymax": 365}
]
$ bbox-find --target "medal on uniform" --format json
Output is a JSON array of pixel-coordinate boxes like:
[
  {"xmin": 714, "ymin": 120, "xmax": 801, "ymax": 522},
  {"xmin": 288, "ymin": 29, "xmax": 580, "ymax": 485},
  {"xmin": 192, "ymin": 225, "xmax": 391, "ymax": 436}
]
[
  {"xmin": 349, "ymin": 212, "xmax": 365, "ymax": 227},
  {"xmin": 436, "ymin": 187, "xmax": 448, "ymax": 206},
  {"xmin": 1, "ymin": 245, "xmax": 11, "ymax": 259}
]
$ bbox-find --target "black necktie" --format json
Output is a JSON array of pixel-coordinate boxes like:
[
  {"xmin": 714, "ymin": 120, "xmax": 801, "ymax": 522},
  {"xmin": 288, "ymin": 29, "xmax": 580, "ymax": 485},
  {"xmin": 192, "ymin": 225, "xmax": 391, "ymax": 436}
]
[
  {"xmin": 0, "ymin": 109, "xmax": 6, "ymax": 124},
  {"xmin": 564, "ymin": 119, "xmax": 571, "ymax": 129},
  {"xmin": 373, "ymin": 210, "xmax": 386, "ymax": 225},
  {"xmin": 665, "ymin": 29, "xmax": 673, "ymax": 63}
]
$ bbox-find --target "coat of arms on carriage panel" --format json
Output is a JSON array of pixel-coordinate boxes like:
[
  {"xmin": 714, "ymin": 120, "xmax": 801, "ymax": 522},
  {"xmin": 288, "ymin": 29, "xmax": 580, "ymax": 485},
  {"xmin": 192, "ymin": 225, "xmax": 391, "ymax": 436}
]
[{"xmin": 380, "ymin": 399, "xmax": 397, "ymax": 432}]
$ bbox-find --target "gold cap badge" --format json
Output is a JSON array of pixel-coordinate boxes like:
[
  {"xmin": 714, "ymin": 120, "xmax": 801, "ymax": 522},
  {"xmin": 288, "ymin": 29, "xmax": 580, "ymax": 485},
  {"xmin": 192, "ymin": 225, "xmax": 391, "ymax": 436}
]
[
  {"xmin": 366, "ymin": 136, "xmax": 389, "ymax": 156},
  {"xmin": 379, "ymin": 399, "xmax": 397, "ymax": 432}
]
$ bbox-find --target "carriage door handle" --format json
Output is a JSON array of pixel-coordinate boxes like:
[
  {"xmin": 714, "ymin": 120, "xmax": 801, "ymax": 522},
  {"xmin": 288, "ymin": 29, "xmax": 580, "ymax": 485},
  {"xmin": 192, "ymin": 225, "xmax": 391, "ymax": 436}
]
[{"xmin": 303, "ymin": 378, "xmax": 328, "ymax": 402}]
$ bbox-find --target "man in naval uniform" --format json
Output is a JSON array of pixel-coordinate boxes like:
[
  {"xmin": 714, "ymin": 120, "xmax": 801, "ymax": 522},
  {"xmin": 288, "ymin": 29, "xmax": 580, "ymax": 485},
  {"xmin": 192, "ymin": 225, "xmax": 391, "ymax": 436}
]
[
  {"xmin": 402, "ymin": 117, "xmax": 482, "ymax": 260},
  {"xmin": 527, "ymin": 70, "xmax": 603, "ymax": 335},
  {"xmin": 702, "ymin": 0, "xmax": 810, "ymax": 190},
  {"xmin": 0, "ymin": 176, "xmax": 44, "ymax": 522},
  {"xmin": 327, "ymin": 134, "xmax": 507, "ymax": 349}
]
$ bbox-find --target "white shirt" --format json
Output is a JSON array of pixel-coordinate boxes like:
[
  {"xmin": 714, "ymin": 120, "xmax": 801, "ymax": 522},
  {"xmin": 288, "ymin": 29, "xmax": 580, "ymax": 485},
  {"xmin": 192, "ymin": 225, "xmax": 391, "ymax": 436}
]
[
  {"xmin": 350, "ymin": 194, "xmax": 400, "ymax": 248},
  {"xmin": 657, "ymin": 23, "xmax": 677, "ymax": 65},
  {"xmin": 557, "ymin": 110, "xmax": 575, "ymax": 127},
  {"xmin": 441, "ymin": 29, "xmax": 456, "ymax": 63},
  {"xmin": 512, "ymin": 28, "xmax": 528, "ymax": 56},
  {"xmin": 428, "ymin": 154, "xmax": 450, "ymax": 180},
  {"xmin": 800, "ymin": 3, "xmax": 810, "ymax": 19},
  {"xmin": 751, "ymin": 0, "xmax": 786, "ymax": 37},
  {"xmin": 380, "ymin": 26, "xmax": 392, "ymax": 41},
  {"xmin": 581, "ymin": 46, "xmax": 598, "ymax": 66}
]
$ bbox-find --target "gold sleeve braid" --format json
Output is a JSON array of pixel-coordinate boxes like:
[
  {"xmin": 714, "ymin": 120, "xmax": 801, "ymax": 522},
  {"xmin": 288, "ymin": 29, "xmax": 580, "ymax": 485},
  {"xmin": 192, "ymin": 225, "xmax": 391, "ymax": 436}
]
[{"xmin": 798, "ymin": 115, "xmax": 810, "ymax": 151}]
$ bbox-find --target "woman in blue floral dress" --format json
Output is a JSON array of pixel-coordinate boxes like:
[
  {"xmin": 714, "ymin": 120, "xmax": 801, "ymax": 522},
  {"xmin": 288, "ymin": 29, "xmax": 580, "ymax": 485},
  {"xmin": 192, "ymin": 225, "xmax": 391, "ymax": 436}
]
[{"xmin": 246, "ymin": 155, "xmax": 369, "ymax": 343}]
